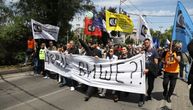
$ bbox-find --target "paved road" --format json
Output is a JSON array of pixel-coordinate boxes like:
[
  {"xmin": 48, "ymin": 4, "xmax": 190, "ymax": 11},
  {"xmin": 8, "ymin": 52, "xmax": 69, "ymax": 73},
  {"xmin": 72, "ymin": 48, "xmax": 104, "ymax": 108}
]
[{"xmin": 0, "ymin": 71, "xmax": 192, "ymax": 110}]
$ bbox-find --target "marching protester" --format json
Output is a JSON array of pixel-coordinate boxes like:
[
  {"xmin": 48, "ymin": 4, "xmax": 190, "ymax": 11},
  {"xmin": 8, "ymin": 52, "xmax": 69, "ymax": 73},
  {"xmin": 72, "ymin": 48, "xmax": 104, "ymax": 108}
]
[
  {"xmin": 67, "ymin": 40, "xmax": 79, "ymax": 91},
  {"xmin": 45, "ymin": 41, "xmax": 57, "ymax": 79},
  {"xmin": 32, "ymin": 40, "xmax": 39, "ymax": 76},
  {"xmin": 127, "ymin": 44, "xmax": 136, "ymax": 58},
  {"xmin": 187, "ymin": 39, "xmax": 193, "ymax": 105},
  {"xmin": 48, "ymin": 41, "xmax": 57, "ymax": 51},
  {"xmin": 162, "ymin": 43, "xmax": 181, "ymax": 103},
  {"xmin": 24, "ymin": 35, "xmax": 36, "ymax": 66},
  {"xmin": 98, "ymin": 48, "xmax": 118, "ymax": 97},
  {"xmin": 38, "ymin": 43, "xmax": 47, "ymax": 78},
  {"xmin": 79, "ymin": 39, "xmax": 102, "ymax": 101},
  {"xmin": 181, "ymin": 51, "xmax": 191, "ymax": 82},
  {"xmin": 138, "ymin": 38, "xmax": 159, "ymax": 107},
  {"xmin": 58, "ymin": 43, "xmax": 70, "ymax": 88},
  {"xmin": 177, "ymin": 43, "xmax": 185, "ymax": 80},
  {"xmin": 113, "ymin": 46, "xmax": 130, "ymax": 102}
]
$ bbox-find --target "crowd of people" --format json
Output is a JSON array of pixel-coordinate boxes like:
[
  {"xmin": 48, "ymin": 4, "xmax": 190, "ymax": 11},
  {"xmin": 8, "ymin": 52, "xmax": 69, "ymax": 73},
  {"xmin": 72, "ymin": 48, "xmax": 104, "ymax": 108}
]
[{"xmin": 24, "ymin": 35, "xmax": 193, "ymax": 107}]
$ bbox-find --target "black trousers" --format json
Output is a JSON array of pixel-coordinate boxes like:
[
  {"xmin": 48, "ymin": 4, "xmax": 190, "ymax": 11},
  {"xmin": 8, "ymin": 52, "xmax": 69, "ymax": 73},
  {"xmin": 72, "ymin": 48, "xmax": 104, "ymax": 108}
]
[
  {"xmin": 38, "ymin": 60, "xmax": 45, "ymax": 75},
  {"xmin": 163, "ymin": 72, "xmax": 178, "ymax": 98},
  {"xmin": 86, "ymin": 86, "xmax": 97, "ymax": 98},
  {"xmin": 190, "ymin": 85, "xmax": 193, "ymax": 105},
  {"xmin": 179, "ymin": 63, "xmax": 184, "ymax": 78},
  {"xmin": 147, "ymin": 74, "xmax": 156, "ymax": 96}
]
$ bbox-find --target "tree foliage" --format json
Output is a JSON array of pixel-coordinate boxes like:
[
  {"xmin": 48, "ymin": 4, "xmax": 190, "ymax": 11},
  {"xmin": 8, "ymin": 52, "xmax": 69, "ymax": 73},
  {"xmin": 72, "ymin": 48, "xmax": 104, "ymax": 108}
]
[
  {"xmin": 0, "ymin": 0, "xmax": 94, "ymax": 65},
  {"xmin": 14, "ymin": 0, "xmax": 94, "ymax": 35},
  {"xmin": 150, "ymin": 27, "xmax": 172, "ymax": 46}
]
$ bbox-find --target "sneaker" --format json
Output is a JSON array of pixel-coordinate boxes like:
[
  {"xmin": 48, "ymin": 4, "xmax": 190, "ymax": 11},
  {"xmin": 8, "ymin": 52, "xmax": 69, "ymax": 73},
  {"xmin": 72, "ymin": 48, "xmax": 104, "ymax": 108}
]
[
  {"xmin": 84, "ymin": 96, "xmax": 90, "ymax": 101},
  {"xmin": 113, "ymin": 95, "xmax": 119, "ymax": 102},
  {"xmin": 70, "ymin": 87, "xmax": 75, "ymax": 91},
  {"xmin": 138, "ymin": 101, "xmax": 144, "ymax": 107},
  {"xmin": 99, "ymin": 93, "xmax": 105, "ymax": 98},
  {"xmin": 43, "ymin": 76, "xmax": 48, "ymax": 79},
  {"xmin": 166, "ymin": 97, "xmax": 171, "ymax": 103}
]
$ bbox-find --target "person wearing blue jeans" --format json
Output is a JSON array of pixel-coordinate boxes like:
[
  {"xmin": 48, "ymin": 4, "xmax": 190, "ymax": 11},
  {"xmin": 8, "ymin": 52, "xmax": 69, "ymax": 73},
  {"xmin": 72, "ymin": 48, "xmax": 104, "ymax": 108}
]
[{"xmin": 184, "ymin": 63, "xmax": 190, "ymax": 82}]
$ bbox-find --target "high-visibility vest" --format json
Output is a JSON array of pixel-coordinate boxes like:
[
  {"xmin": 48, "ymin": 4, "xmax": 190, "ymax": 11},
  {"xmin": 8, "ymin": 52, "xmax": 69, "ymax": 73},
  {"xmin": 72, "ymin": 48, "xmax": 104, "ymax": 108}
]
[
  {"xmin": 164, "ymin": 51, "xmax": 180, "ymax": 73},
  {"xmin": 39, "ymin": 49, "xmax": 45, "ymax": 60}
]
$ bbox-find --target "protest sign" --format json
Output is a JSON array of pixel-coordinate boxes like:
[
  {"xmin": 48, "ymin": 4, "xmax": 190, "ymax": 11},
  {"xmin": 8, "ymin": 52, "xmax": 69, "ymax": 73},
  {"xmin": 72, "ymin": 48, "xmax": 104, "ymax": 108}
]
[{"xmin": 45, "ymin": 50, "xmax": 146, "ymax": 94}]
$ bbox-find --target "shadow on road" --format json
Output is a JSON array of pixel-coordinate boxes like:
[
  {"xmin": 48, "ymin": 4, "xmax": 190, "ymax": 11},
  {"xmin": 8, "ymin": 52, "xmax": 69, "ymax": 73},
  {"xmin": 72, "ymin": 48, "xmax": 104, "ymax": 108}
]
[{"xmin": 152, "ymin": 92, "xmax": 164, "ymax": 101}]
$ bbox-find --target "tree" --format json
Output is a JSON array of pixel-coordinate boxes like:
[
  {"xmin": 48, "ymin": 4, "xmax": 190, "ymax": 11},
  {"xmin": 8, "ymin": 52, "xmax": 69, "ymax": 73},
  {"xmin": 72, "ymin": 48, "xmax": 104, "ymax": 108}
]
[
  {"xmin": 0, "ymin": 0, "xmax": 13, "ymax": 25},
  {"xmin": 150, "ymin": 27, "xmax": 172, "ymax": 47},
  {"xmin": 0, "ymin": 0, "xmax": 94, "ymax": 65},
  {"xmin": 14, "ymin": 0, "xmax": 94, "ymax": 35}
]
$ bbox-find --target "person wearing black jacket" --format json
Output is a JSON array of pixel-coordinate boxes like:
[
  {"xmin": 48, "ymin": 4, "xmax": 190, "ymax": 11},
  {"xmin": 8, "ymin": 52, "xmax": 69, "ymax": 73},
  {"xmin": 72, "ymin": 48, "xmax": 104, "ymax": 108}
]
[
  {"xmin": 187, "ymin": 39, "xmax": 193, "ymax": 105},
  {"xmin": 79, "ymin": 39, "xmax": 102, "ymax": 101}
]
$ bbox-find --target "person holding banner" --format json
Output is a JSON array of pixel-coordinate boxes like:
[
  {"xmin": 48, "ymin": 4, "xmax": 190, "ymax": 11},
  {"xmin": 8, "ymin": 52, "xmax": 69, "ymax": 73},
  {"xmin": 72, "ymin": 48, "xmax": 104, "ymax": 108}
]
[
  {"xmin": 68, "ymin": 40, "xmax": 79, "ymax": 91},
  {"xmin": 59, "ymin": 43, "xmax": 70, "ymax": 88},
  {"xmin": 98, "ymin": 48, "xmax": 118, "ymax": 97},
  {"xmin": 162, "ymin": 43, "xmax": 181, "ymax": 103},
  {"xmin": 138, "ymin": 38, "xmax": 159, "ymax": 107},
  {"xmin": 113, "ymin": 46, "xmax": 130, "ymax": 102},
  {"xmin": 79, "ymin": 39, "xmax": 102, "ymax": 101}
]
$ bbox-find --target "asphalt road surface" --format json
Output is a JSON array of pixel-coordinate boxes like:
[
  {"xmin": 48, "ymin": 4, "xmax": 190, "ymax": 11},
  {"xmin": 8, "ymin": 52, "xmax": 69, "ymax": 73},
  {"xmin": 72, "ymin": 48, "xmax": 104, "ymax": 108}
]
[{"xmin": 0, "ymin": 71, "xmax": 192, "ymax": 110}]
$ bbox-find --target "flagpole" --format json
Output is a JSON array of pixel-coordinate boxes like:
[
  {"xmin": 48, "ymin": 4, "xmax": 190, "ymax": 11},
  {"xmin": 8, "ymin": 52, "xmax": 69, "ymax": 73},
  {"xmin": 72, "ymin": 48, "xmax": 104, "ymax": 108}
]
[
  {"xmin": 118, "ymin": 0, "xmax": 121, "ymax": 38},
  {"xmin": 119, "ymin": 0, "xmax": 121, "ymax": 13}
]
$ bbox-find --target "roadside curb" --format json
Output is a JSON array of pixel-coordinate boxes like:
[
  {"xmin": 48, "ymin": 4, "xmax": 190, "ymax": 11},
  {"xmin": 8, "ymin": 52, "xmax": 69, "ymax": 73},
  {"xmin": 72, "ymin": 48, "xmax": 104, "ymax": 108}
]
[{"xmin": 0, "ymin": 66, "xmax": 33, "ymax": 75}]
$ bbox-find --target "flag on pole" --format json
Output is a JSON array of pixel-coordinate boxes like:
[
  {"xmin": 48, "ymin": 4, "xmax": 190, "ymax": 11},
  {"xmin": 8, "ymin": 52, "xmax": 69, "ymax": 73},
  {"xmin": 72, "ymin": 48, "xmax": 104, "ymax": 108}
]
[
  {"xmin": 84, "ymin": 17, "xmax": 102, "ymax": 38},
  {"xmin": 137, "ymin": 15, "xmax": 152, "ymax": 42},
  {"xmin": 105, "ymin": 10, "xmax": 134, "ymax": 33},
  {"xmin": 92, "ymin": 17, "xmax": 106, "ymax": 31},
  {"xmin": 31, "ymin": 19, "xmax": 59, "ymax": 41},
  {"xmin": 153, "ymin": 37, "xmax": 160, "ymax": 48},
  {"xmin": 172, "ymin": 1, "xmax": 193, "ymax": 52}
]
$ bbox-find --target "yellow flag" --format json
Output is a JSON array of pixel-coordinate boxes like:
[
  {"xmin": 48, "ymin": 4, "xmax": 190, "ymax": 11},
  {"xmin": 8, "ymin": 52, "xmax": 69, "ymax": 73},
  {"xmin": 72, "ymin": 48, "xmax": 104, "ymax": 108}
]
[{"xmin": 105, "ymin": 10, "xmax": 134, "ymax": 33}]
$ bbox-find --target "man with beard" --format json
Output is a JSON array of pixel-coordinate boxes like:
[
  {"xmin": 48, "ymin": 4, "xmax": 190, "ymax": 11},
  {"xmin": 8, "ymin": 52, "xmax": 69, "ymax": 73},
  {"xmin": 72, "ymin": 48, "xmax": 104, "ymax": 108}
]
[{"xmin": 138, "ymin": 38, "xmax": 159, "ymax": 107}]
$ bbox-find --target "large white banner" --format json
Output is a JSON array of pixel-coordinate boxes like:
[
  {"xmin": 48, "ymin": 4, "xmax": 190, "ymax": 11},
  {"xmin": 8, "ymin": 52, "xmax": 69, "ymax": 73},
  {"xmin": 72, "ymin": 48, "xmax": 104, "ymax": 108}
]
[
  {"xmin": 31, "ymin": 19, "xmax": 59, "ymax": 41},
  {"xmin": 45, "ymin": 50, "xmax": 146, "ymax": 94}
]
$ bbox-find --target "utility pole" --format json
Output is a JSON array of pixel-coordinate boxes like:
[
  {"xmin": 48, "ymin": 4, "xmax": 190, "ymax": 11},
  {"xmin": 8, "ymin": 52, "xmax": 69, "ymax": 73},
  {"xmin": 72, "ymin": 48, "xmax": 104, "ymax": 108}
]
[{"xmin": 118, "ymin": 0, "xmax": 122, "ymax": 38}]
